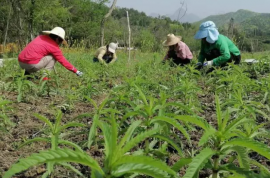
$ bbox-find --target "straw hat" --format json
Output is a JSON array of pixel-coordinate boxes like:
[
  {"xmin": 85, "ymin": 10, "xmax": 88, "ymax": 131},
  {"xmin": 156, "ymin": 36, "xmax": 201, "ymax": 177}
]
[
  {"xmin": 163, "ymin": 34, "xmax": 182, "ymax": 46},
  {"xmin": 42, "ymin": 27, "xmax": 66, "ymax": 40}
]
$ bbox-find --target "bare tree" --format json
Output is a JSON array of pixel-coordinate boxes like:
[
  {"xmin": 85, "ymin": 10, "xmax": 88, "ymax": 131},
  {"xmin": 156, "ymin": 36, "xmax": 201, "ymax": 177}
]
[
  {"xmin": 126, "ymin": 11, "xmax": 131, "ymax": 61},
  {"xmin": 100, "ymin": 0, "xmax": 117, "ymax": 46},
  {"xmin": 11, "ymin": 0, "xmax": 25, "ymax": 50},
  {"xmin": 3, "ymin": 0, "xmax": 12, "ymax": 48},
  {"xmin": 28, "ymin": 0, "xmax": 36, "ymax": 41},
  {"xmin": 177, "ymin": 0, "xmax": 187, "ymax": 22},
  {"xmin": 228, "ymin": 18, "xmax": 235, "ymax": 38}
]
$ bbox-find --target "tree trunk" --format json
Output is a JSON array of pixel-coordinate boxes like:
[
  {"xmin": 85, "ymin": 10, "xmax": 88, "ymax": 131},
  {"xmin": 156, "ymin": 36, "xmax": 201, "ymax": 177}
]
[
  {"xmin": 29, "ymin": 0, "xmax": 36, "ymax": 41},
  {"xmin": 10, "ymin": 0, "xmax": 24, "ymax": 50},
  {"xmin": 126, "ymin": 11, "xmax": 131, "ymax": 61},
  {"xmin": 3, "ymin": 2, "xmax": 12, "ymax": 48},
  {"xmin": 100, "ymin": 0, "xmax": 117, "ymax": 46}
]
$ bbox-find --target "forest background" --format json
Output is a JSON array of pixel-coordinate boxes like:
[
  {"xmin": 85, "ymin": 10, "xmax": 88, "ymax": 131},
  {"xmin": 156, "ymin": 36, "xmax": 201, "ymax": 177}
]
[{"xmin": 0, "ymin": 0, "xmax": 270, "ymax": 57}]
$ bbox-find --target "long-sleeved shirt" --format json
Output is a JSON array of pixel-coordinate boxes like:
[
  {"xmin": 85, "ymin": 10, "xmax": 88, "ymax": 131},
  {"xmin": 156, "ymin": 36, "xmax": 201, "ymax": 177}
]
[
  {"xmin": 164, "ymin": 41, "xmax": 193, "ymax": 60},
  {"xmin": 18, "ymin": 35, "xmax": 77, "ymax": 73},
  {"xmin": 198, "ymin": 34, "xmax": 241, "ymax": 66},
  {"xmin": 95, "ymin": 46, "xmax": 117, "ymax": 64}
]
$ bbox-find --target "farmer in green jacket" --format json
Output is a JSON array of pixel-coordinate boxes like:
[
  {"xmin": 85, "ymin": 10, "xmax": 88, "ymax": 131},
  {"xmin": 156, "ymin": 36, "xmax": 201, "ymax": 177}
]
[{"xmin": 194, "ymin": 21, "xmax": 241, "ymax": 71}]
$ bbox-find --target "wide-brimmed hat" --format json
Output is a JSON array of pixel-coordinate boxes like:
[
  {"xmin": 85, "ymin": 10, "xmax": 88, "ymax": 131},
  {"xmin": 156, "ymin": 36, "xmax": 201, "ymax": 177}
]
[
  {"xmin": 163, "ymin": 34, "xmax": 182, "ymax": 46},
  {"xmin": 42, "ymin": 27, "xmax": 66, "ymax": 40},
  {"xmin": 108, "ymin": 43, "xmax": 118, "ymax": 54},
  {"xmin": 194, "ymin": 21, "xmax": 219, "ymax": 43}
]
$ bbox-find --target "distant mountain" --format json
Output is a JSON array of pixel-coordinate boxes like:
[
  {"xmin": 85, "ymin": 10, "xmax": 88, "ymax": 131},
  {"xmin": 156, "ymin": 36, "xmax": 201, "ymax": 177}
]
[
  {"xmin": 241, "ymin": 13, "xmax": 270, "ymax": 35},
  {"xmin": 196, "ymin": 9, "xmax": 259, "ymax": 27},
  {"xmin": 149, "ymin": 8, "xmax": 201, "ymax": 23},
  {"xmin": 169, "ymin": 8, "xmax": 201, "ymax": 23},
  {"xmin": 149, "ymin": 13, "xmax": 160, "ymax": 18}
]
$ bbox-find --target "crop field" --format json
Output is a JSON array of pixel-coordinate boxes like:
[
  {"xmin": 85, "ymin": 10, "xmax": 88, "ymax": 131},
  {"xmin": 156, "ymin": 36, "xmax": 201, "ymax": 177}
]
[{"xmin": 1, "ymin": 50, "xmax": 270, "ymax": 178}]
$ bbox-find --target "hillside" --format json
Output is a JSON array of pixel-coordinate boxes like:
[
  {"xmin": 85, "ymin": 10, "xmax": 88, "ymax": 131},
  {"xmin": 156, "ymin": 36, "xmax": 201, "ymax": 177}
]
[
  {"xmin": 241, "ymin": 13, "xmax": 270, "ymax": 36},
  {"xmin": 169, "ymin": 8, "xmax": 201, "ymax": 23},
  {"xmin": 197, "ymin": 9, "xmax": 259, "ymax": 27},
  {"xmin": 149, "ymin": 8, "xmax": 201, "ymax": 23}
]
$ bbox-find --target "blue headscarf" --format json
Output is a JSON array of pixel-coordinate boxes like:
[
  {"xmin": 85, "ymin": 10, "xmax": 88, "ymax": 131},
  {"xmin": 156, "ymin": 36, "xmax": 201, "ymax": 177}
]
[{"xmin": 194, "ymin": 21, "xmax": 219, "ymax": 44}]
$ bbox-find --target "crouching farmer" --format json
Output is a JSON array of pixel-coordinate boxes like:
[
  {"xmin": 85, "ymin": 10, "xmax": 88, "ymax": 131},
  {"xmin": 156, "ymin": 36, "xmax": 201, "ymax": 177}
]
[
  {"xmin": 163, "ymin": 34, "xmax": 193, "ymax": 66},
  {"xmin": 18, "ymin": 27, "xmax": 83, "ymax": 80},
  {"xmin": 194, "ymin": 21, "xmax": 241, "ymax": 72},
  {"xmin": 93, "ymin": 43, "xmax": 118, "ymax": 66}
]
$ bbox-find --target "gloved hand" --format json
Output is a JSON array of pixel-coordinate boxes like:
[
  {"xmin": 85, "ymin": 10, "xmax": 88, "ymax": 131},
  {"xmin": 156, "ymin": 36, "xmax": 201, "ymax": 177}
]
[
  {"xmin": 76, "ymin": 70, "xmax": 83, "ymax": 77},
  {"xmin": 204, "ymin": 60, "xmax": 213, "ymax": 67},
  {"xmin": 195, "ymin": 62, "xmax": 203, "ymax": 70}
]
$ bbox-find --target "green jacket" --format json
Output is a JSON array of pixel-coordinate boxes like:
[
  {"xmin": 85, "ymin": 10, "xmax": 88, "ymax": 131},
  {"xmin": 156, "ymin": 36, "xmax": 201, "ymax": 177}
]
[{"xmin": 198, "ymin": 35, "xmax": 241, "ymax": 66}]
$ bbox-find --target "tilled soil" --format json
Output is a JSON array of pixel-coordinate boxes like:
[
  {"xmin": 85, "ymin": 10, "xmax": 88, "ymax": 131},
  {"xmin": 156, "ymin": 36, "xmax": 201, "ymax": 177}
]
[{"xmin": 0, "ymin": 90, "xmax": 270, "ymax": 178}]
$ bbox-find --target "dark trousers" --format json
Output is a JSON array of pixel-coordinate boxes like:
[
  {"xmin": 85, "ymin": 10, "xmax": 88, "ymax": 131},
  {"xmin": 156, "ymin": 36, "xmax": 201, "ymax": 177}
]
[
  {"xmin": 205, "ymin": 49, "xmax": 241, "ymax": 66},
  {"xmin": 204, "ymin": 49, "xmax": 241, "ymax": 73},
  {"xmin": 166, "ymin": 50, "xmax": 191, "ymax": 66},
  {"xmin": 93, "ymin": 55, "xmax": 113, "ymax": 63}
]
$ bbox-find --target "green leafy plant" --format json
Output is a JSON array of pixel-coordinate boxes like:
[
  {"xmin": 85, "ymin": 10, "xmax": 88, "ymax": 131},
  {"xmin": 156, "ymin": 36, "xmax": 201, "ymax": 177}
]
[
  {"xmin": 4, "ymin": 114, "xmax": 177, "ymax": 178},
  {"xmin": 18, "ymin": 110, "xmax": 85, "ymax": 177},
  {"xmin": 7, "ymin": 70, "xmax": 38, "ymax": 102},
  {"xmin": 0, "ymin": 98, "xmax": 14, "ymax": 132},
  {"xmin": 172, "ymin": 95, "xmax": 270, "ymax": 178}
]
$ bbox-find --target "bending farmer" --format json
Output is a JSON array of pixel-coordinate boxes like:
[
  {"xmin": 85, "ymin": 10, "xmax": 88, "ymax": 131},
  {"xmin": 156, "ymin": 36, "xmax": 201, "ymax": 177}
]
[
  {"xmin": 18, "ymin": 27, "xmax": 83, "ymax": 79},
  {"xmin": 194, "ymin": 21, "xmax": 241, "ymax": 70},
  {"xmin": 93, "ymin": 43, "xmax": 118, "ymax": 66},
  {"xmin": 163, "ymin": 34, "xmax": 193, "ymax": 66}
]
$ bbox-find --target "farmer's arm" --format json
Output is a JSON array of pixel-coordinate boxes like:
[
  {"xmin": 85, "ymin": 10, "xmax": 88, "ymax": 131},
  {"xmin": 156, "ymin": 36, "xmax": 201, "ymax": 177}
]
[
  {"xmin": 163, "ymin": 50, "xmax": 170, "ymax": 61},
  {"xmin": 212, "ymin": 40, "xmax": 231, "ymax": 66},
  {"xmin": 97, "ymin": 50, "xmax": 107, "ymax": 65},
  {"xmin": 51, "ymin": 48, "xmax": 77, "ymax": 73},
  {"xmin": 110, "ymin": 53, "xmax": 117, "ymax": 64}
]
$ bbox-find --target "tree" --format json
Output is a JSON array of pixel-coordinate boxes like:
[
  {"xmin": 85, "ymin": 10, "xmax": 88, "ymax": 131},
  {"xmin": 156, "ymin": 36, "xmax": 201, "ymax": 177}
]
[{"xmin": 100, "ymin": 0, "xmax": 117, "ymax": 46}]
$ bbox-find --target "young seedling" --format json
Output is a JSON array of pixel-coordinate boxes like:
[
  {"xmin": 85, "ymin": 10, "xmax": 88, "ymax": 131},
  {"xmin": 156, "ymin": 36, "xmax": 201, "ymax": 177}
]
[{"xmin": 18, "ymin": 110, "xmax": 85, "ymax": 177}]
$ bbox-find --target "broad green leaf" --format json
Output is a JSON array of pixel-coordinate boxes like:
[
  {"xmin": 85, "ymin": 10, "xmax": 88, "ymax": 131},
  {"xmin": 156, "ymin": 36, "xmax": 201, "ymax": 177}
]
[
  {"xmin": 112, "ymin": 155, "xmax": 176, "ymax": 176},
  {"xmin": 224, "ymin": 117, "xmax": 252, "ymax": 136},
  {"xmin": 174, "ymin": 115, "xmax": 214, "ymax": 131},
  {"xmin": 183, "ymin": 148, "xmax": 216, "ymax": 178},
  {"xmin": 55, "ymin": 110, "xmax": 63, "ymax": 131},
  {"xmin": 112, "ymin": 163, "xmax": 171, "ymax": 178},
  {"xmin": 58, "ymin": 139, "xmax": 84, "ymax": 152},
  {"xmin": 59, "ymin": 122, "xmax": 86, "ymax": 133},
  {"xmin": 117, "ymin": 128, "xmax": 159, "ymax": 160},
  {"xmin": 134, "ymin": 84, "xmax": 148, "ymax": 105},
  {"xmin": 215, "ymin": 94, "xmax": 222, "ymax": 131},
  {"xmin": 88, "ymin": 114, "xmax": 99, "ymax": 148},
  {"xmin": 41, "ymin": 171, "xmax": 50, "ymax": 178},
  {"xmin": 231, "ymin": 147, "xmax": 249, "ymax": 169},
  {"xmin": 151, "ymin": 116, "xmax": 191, "ymax": 145},
  {"xmin": 118, "ymin": 120, "xmax": 141, "ymax": 149},
  {"xmin": 223, "ymin": 139, "xmax": 270, "ymax": 160},
  {"xmin": 220, "ymin": 163, "xmax": 266, "ymax": 178},
  {"xmin": 165, "ymin": 102, "xmax": 193, "ymax": 114},
  {"xmin": 98, "ymin": 120, "xmax": 112, "ymax": 159},
  {"xmin": 153, "ymin": 134, "xmax": 183, "ymax": 156},
  {"xmin": 18, "ymin": 137, "xmax": 50, "ymax": 149},
  {"xmin": 199, "ymin": 128, "xmax": 216, "ymax": 146},
  {"xmin": 58, "ymin": 162, "xmax": 84, "ymax": 177},
  {"xmin": 3, "ymin": 148, "xmax": 104, "ymax": 178},
  {"xmin": 250, "ymin": 159, "xmax": 270, "ymax": 175},
  {"xmin": 172, "ymin": 158, "xmax": 192, "ymax": 172},
  {"xmin": 110, "ymin": 117, "xmax": 118, "ymax": 164},
  {"xmin": 84, "ymin": 96, "xmax": 98, "ymax": 110},
  {"xmin": 33, "ymin": 113, "xmax": 53, "ymax": 130}
]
